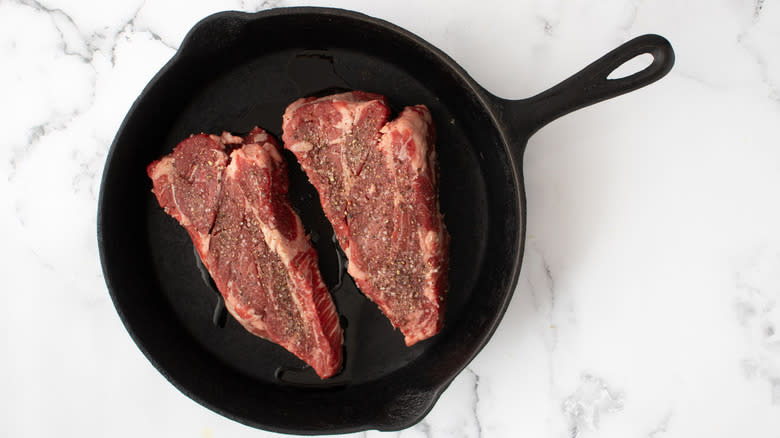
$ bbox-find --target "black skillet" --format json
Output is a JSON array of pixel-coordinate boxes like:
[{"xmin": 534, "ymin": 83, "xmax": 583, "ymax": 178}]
[{"xmin": 97, "ymin": 7, "xmax": 674, "ymax": 434}]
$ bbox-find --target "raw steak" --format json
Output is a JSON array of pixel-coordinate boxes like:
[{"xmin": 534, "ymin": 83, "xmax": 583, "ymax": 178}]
[
  {"xmin": 282, "ymin": 91, "xmax": 449, "ymax": 346},
  {"xmin": 147, "ymin": 128, "xmax": 343, "ymax": 378}
]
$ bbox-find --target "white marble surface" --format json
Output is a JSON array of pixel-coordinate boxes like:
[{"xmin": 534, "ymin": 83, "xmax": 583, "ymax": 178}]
[{"xmin": 3, "ymin": 0, "xmax": 780, "ymax": 436}]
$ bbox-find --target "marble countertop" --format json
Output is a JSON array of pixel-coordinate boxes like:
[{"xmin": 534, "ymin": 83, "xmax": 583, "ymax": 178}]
[{"xmin": 4, "ymin": 0, "xmax": 780, "ymax": 437}]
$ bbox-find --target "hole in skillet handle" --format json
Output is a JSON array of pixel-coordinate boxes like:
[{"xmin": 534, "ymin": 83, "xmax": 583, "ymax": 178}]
[{"xmin": 606, "ymin": 52, "xmax": 654, "ymax": 80}]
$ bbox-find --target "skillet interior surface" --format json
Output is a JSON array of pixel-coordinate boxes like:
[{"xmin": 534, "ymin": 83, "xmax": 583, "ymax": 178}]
[{"xmin": 98, "ymin": 8, "xmax": 523, "ymax": 433}]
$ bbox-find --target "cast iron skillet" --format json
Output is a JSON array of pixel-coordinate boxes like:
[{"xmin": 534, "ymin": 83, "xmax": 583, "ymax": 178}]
[{"xmin": 97, "ymin": 7, "xmax": 674, "ymax": 434}]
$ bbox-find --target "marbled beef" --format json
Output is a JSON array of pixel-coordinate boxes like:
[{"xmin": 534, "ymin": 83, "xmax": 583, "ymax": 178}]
[
  {"xmin": 282, "ymin": 92, "xmax": 449, "ymax": 346},
  {"xmin": 147, "ymin": 128, "xmax": 342, "ymax": 378}
]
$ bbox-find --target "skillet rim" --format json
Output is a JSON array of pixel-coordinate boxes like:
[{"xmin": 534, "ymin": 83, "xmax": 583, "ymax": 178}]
[{"xmin": 97, "ymin": 6, "xmax": 527, "ymax": 433}]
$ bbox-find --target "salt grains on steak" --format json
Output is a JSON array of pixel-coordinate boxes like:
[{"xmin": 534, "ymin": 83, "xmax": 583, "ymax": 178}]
[
  {"xmin": 147, "ymin": 128, "xmax": 343, "ymax": 378},
  {"xmin": 282, "ymin": 92, "xmax": 450, "ymax": 346}
]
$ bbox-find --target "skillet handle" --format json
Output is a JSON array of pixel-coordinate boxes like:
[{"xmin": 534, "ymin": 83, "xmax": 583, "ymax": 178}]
[{"xmin": 506, "ymin": 34, "xmax": 674, "ymax": 138}]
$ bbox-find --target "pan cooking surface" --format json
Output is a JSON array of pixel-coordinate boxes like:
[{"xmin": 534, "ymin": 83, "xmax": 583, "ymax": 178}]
[
  {"xmin": 100, "ymin": 8, "xmax": 533, "ymax": 432},
  {"xmin": 143, "ymin": 46, "xmax": 490, "ymax": 386}
]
